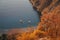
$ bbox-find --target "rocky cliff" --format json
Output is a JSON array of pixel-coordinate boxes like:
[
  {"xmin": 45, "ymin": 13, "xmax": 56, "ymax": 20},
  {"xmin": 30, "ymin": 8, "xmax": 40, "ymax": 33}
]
[
  {"xmin": 29, "ymin": 0, "xmax": 60, "ymax": 16},
  {"xmin": 29, "ymin": 0, "xmax": 60, "ymax": 40}
]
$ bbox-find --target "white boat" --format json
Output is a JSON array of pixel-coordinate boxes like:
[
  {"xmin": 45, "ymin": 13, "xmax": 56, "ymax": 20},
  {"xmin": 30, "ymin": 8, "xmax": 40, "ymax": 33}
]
[{"xmin": 19, "ymin": 19, "xmax": 24, "ymax": 23}]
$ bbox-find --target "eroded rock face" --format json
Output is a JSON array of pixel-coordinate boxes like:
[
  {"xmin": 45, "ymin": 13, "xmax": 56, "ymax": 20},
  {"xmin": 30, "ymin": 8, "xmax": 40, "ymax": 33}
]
[
  {"xmin": 29, "ymin": 0, "xmax": 60, "ymax": 14},
  {"xmin": 29, "ymin": 0, "xmax": 52, "ymax": 12},
  {"xmin": 29, "ymin": 0, "xmax": 60, "ymax": 40}
]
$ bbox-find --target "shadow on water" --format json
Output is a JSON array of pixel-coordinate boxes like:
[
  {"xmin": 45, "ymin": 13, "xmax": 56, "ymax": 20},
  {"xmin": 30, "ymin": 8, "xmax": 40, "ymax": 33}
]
[{"xmin": 32, "ymin": 6, "xmax": 41, "ymax": 22}]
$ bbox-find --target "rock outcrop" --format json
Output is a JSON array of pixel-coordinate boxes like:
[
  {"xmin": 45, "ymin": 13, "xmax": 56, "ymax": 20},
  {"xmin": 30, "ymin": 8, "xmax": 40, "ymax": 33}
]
[{"xmin": 29, "ymin": 0, "xmax": 60, "ymax": 16}]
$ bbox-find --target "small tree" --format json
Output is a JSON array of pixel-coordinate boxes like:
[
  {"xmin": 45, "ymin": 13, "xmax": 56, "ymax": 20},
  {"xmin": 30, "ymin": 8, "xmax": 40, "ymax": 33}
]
[{"xmin": 2, "ymin": 34, "xmax": 8, "ymax": 40}]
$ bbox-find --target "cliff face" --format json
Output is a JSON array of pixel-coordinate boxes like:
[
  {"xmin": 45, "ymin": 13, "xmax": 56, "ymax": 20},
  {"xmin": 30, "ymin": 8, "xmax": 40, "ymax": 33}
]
[
  {"xmin": 29, "ymin": 0, "xmax": 52, "ymax": 12},
  {"xmin": 29, "ymin": 0, "xmax": 60, "ymax": 16},
  {"xmin": 29, "ymin": 0, "xmax": 60, "ymax": 40}
]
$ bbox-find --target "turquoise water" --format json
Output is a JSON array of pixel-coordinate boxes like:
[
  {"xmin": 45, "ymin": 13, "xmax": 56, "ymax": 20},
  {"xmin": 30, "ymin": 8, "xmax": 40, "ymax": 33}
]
[{"xmin": 0, "ymin": 0, "xmax": 39, "ymax": 29}]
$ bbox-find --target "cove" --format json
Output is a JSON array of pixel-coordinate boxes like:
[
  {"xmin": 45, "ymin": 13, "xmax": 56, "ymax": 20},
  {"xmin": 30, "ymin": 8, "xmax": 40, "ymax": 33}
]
[{"xmin": 0, "ymin": 0, "xmax": 40, "ymax": 29}]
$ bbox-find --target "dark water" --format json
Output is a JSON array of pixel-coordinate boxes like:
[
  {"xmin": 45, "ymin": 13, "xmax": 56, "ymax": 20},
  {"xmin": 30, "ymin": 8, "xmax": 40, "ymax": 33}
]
[{"xmin": 0, "ymin": 0, "xmax": 39, "ymax": 29}]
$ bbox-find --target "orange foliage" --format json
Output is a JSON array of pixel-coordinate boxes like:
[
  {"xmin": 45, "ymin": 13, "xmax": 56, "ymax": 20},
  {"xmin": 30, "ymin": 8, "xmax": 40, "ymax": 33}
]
[{"xmin": 37, "ymin": 5, "xmax": 60, "ymax": 40}]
